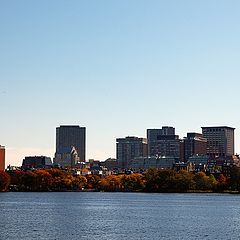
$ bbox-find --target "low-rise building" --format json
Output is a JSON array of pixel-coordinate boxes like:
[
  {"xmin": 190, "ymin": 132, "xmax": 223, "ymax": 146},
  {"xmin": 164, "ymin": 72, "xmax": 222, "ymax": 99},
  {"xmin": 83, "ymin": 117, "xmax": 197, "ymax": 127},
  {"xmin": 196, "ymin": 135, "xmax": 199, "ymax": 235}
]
[
  {"xmin": 129, "ymin": 156, "xmax": 177, "ymax": 170},
  {"xmin": 187, "ymin": 155, "xmax": 209, "ymax": 173},
  {"xmin": 173, "ymin": 162, "xmax": 193, "ymax": 172},
  {"xmin": 22, "ymin": 156, "xmax": 52, "ymax": 170},
  {"xmin": 53, "ymin": 146, "xmax": 79, "ymax": 167},
  {"xmin": 102, "ymin": 158, "xmax": 118, "ymax": 170},
  {"xmin": 207, "ymin": 155, "xmax": 240, "ymax": 176}
]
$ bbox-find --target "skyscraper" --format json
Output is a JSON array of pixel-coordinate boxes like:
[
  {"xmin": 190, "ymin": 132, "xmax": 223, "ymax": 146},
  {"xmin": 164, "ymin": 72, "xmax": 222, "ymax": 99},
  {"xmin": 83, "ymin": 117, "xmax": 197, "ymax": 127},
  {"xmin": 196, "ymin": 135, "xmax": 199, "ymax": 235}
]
[
  {"xmin": 116, "ymin": 136, "xmax": 148, "ymax": 169},
  {"xmin": 56, "ymin": 125, "xmax": 86, "ymax": 162},
  {"xmin": 0, "ymin": 145, "xmax": 5, "ymax": 171},
  {"xmin": 202, "ymin": 126, "xmax": 235, "ymax": 158}
]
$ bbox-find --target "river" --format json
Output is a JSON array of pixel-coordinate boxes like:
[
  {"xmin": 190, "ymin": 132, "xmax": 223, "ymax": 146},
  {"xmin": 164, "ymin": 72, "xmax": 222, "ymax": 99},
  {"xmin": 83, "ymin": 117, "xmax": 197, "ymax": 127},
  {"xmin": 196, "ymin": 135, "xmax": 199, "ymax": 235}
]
[{"xmin": 1, "ymin": 192, "xmax": 240, "ymax": 239}]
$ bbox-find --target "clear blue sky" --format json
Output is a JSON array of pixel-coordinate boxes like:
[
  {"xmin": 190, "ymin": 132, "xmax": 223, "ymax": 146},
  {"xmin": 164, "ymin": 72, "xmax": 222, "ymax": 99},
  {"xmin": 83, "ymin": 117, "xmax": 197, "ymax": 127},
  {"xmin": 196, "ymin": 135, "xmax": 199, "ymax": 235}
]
[{"xmin": 1, "ymin": 1, "xmax": 240, "ymax": 166}]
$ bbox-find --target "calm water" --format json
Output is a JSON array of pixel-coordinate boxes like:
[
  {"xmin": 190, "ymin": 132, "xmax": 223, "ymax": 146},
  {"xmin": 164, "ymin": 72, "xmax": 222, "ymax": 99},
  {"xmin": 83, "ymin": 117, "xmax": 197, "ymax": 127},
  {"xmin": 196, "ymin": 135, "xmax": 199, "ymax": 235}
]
[{"xmin": 0, "ymin": 192, "xmax": 240, "ymax": 240}]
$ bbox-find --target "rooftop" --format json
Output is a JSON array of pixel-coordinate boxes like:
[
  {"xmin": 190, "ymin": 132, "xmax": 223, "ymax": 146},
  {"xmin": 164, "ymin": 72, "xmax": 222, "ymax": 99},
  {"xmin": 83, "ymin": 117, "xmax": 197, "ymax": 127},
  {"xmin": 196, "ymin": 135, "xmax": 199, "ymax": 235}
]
[{"xmin": 201, "ymin": 126, "xmax": 235, "ymax": 130}]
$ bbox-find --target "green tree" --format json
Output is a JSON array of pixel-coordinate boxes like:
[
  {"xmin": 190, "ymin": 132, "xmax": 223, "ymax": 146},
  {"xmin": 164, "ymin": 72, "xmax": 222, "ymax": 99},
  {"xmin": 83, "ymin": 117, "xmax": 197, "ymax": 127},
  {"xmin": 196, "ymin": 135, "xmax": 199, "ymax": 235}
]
[
  {"xmin": 156, "ymin": 169, "xmax": 176, "ymax": 192},
  {"xmin": 193, "ymin": 172, "xmax": 211, "ymax": 190},
  {"xmin": 144, "ymin": 168, "xmax": 159, "ymax": 192},
  {"xmin": 229, "ymin": 166, "xmax": 240, "ymax": 191},
  {"xmin": 174, "ymin": 170, "xmax": 194, "ymax": 192},
  {"xmin": 144, "ymin": 169, "xmax": 177, "ymax": 192},
  {"xmin": 208, "ymin": 174, "xmax": 218, "ymax": 191}
]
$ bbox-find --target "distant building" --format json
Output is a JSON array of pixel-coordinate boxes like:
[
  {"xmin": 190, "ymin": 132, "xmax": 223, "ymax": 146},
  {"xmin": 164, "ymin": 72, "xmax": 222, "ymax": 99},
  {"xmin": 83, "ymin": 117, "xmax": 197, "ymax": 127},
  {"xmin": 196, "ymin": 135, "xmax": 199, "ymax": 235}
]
[
  {"xmin": 22, "ymin": 156, "xmax": 52, "ymax": 170},
  {"xmin": 54, "ymin": 146, "xmax": 79, "ymax": 167},
  {"xmin": 79, "ymin": 168, "xmax": 91, "ymax": 176},
  {"xmin": 129, "ymin": 156, "xmax": 176, "ymax": 170},
  {"xmin": 202, "ymin": 126, "xmax": 235, "ymax": 158},
  {"xmin": 221, "ymin": 155, "xmax": 240, "ymax": 176},
  {"xmin": 0, "ymin": 146, "xmax": 5, "ymax": 171},
  {"xmin": 102, "ymin": 158, "xmax": 118, "ymax": 170},
  {"xmin": 147, "ymin": 127, "xmax": 175, "ymax": 154},
  {"xmin": 207, "ymin": 155, "xmax": 240, "ymax": 175},
  {"xmin": 187, "ymin": 154, "xmax": 209, "ymax": 172},
  {"xmin": 116, "ymin": 136, "xmax": 148, "ymax": 169},
  {"xmin": 147, "ymin": 126, "xmax": 183, "ymax": 160},
  {"xmin": 184, "ymin": 133, "xmax": 207, "ymax": 161},
  {"xmin": 56, "ymin": 125, "xmax": 86, "ymax": 162},
  {"xmin": 173, "ymin": 162, "xmax": 192, "ymax": 172},
  {"xmin": 88, "ymin": 159, "xmax": 101, "ymax": 171}
]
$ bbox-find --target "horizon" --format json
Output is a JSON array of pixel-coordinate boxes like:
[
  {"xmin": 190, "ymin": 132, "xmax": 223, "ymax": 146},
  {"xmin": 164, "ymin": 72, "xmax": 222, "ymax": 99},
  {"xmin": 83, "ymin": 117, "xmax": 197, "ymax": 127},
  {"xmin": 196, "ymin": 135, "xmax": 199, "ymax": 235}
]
[
  {"xmin": 4, "ymin": 123, "xmax": 238, "ymax": 167},
  {"xmin": 1, "ymin": 1, "xmax": 240, "ymax": 166}
]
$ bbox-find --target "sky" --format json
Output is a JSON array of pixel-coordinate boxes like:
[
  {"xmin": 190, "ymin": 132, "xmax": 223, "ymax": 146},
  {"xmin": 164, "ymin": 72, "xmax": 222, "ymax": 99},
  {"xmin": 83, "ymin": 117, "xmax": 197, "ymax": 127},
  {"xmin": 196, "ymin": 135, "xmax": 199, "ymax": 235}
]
[{"xmin": 1, "ymin": 1, "xmax": 240, "ymax": 166}]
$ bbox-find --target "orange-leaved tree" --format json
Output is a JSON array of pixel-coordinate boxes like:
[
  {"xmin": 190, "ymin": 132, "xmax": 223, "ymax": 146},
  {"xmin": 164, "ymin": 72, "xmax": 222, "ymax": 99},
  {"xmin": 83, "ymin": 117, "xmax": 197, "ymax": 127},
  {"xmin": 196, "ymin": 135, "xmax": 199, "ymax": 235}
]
[
  {"xmin": 0, "ymin": 170, "xmax": 10, "ymax": 191},
  {"xmin": 120, "ymin": 173, "xmax": 145, "ymax": 191},
  {"xmin": 99, "ymin": 175, "xmax": 121, "ymax": 191}
]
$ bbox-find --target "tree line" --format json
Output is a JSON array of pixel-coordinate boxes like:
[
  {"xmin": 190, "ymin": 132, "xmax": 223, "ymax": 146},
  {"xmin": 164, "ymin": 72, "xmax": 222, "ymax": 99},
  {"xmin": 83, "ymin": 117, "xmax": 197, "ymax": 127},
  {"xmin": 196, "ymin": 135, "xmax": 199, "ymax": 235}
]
[{"xmin": 1, "ymin": 167, "xmax": 240, "ymax": 192}]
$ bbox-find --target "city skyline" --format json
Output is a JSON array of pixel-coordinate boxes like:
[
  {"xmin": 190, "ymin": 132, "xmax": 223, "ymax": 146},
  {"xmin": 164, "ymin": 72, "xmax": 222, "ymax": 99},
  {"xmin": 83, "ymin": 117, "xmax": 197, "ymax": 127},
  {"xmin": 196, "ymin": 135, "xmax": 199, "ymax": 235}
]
[
  {"xmin": 1, "ymin": 123, "xmax": 238, "ymax": 167},
  {"xmin": 1, "ymin": 1, "xmax": 240, "ymax": 166}
]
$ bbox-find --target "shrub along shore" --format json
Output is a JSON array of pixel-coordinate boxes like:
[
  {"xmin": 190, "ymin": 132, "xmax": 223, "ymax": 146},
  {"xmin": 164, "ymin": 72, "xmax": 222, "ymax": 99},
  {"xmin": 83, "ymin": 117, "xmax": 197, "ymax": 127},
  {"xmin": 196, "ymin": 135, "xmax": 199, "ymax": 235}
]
[{"xmin": 1, "ymin": 167, "xmax": 240, "ymax": 193}]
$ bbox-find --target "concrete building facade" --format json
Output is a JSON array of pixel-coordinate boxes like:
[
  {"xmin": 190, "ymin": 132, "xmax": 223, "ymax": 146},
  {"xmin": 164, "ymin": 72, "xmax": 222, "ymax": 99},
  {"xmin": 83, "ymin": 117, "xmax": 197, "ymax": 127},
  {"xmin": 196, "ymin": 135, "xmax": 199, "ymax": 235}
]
[
  {"xmin": 147, "ymin": 127, "xmax": 183, "ymax": 160},
  {"xmin": 116, "ymin": 136, "xmax": 148, "ymax": 169},
  {"xmin": 202, "ymin": 126, "xmax": 235, "ymax": 158},
  {"xmin": 184, "ymin": 133, "xmax": 207, "ymax": 161}
]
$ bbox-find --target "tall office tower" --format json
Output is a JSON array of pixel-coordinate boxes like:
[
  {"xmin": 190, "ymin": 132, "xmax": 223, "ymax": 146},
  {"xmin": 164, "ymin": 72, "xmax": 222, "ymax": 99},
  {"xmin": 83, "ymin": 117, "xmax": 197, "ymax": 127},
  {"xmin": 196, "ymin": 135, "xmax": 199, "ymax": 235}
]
[
  {"xmin": 116, "ymin": 136, "xmax": 148, "ymax": 169},
  {"xmin": 147, "ymin": 126, "xmax": 182, "ymax": 160},
  {"xmin": 184, "ymin": 133, "xmax": 207, "ymax": 161},
  {"xmin": 0, "ymin": 145, "xmax": 5, "ymax": 171},
  {"xmin": 56, "ymin": 125, "xmax": 86, "ymax": 162},
  {"xmin": 201, "ymin": 126, "xmax": 235, "ymax": 158}
]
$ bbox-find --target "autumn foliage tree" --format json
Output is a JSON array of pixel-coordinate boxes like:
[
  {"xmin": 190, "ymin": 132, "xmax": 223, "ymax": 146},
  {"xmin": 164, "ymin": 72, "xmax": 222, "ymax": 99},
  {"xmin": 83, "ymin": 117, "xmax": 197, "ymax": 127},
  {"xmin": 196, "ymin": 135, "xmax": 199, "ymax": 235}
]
[
  {"xmin": 86, "ymin": 175, "xmax": 101, "ymax": 190},
  {"xmin": 193, "ymin": 172, "xmax": 214, "ymax": 190},
  {"xmin": 34, "ymin": 170, "xmax": 53, "ymax": 191},
  {"xmin": 21, "ymin": 171, "xmax": 37, "ymax": 191},
  {"xmin": 216, "ymin": 174, "xmax": 228, "ymax": 192},
  {"xmin": 120, "ymin": 173, "xmax": 145, "ymax": 191},
  {"xmin": 0, "ymin": 171, "xmax": 10, "ymax": 191},
  {"xmin": 5, "ymin": 167, "xmax": 240, "ymax": 192},
  {"xmin": 72, "ymin": 175, "xmax": 87, "ymax": 190},
  {"xmin": 99, "ymin": 175, "xmax": 121, "ymax": 191}
]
